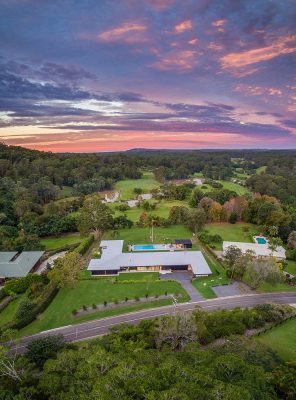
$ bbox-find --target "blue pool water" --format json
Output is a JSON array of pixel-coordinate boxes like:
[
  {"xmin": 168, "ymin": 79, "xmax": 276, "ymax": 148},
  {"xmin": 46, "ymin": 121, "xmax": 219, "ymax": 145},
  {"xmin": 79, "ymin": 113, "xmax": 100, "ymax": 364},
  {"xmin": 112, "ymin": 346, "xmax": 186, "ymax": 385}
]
[
  {"xmin": 132, "ymin": 244, "xmax": 167, "ymax": 251},
  {"xmin": 255, "ymin": 237, "xmax": 267, "ymax": 244}
]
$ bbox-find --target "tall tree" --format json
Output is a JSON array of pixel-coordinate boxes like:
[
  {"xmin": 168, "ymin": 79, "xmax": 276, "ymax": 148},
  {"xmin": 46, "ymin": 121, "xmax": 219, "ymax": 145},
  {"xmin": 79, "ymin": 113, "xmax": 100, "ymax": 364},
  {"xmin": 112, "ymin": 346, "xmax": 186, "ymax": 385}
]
[
  {"xmin": 78, "ymin": 196, "xmax": 113, "ymax": 238},
  {"xmin": 49, "ymin": 252, "xmax": 83, "ymax": 288}
]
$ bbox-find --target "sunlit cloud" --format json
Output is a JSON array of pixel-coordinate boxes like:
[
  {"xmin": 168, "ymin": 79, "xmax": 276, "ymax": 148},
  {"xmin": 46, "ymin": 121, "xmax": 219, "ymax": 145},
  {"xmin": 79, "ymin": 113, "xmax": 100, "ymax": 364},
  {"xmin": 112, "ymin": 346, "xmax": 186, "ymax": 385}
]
[
  {"xmin": 212, "ymin": 19, "xmax": 227, "ymax": 32},
  {"xmin": 97, "ymin": 22, "xmax": 148, "ymax": 44},
  {"xmin": 174, "ymin": 20, "xmax": 192, "ymax": 34},
  {"xmin": 151, "ymin": 50, "xmax": 198, "ymax": 72},
  {"xmin": 234, "ymin": 84, "xmax": 282, "ymax": 97},
  {"xmin": 221, "ymin": 34, "xmax": 296, "ymax": 75}
]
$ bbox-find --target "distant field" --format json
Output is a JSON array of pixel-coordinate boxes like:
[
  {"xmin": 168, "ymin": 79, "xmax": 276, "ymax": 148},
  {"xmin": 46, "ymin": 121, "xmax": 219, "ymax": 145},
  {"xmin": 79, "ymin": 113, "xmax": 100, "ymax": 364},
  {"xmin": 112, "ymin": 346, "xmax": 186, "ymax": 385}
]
[
  {"xmin": 256, "ymin": 166, "xmax": 267, "ymax": 174},
  {"xmin": 204, "ymin": 222, "xmax": 259, "ymax": 250},
  {"xmin": 17, "ymin": 278, "xmax": 189, "ymax": 336},
  {"xmin": 0, "ymin": 295, "xmax": 24, "ymax": 327},
  {"xmin": 40, "ymin": 234, "xmax": 83, "ymax": 251},
  {"xmin": 109, "ymin": 199, "xmax": 187, "ymax": 222},
  {"xmin": 257, "ymin": 318, "xmax": 296, "ymax": 362},
  {"xmin": 103, "ymin": 225, "xmax": 197, "ymax": 251},
  {"xmin": 115, "ymin": 172, "xmax": 160, "ymax": 200},
  {"xmin": 200, "ymin": 180, "xmax": 250, "ymax": 196}
]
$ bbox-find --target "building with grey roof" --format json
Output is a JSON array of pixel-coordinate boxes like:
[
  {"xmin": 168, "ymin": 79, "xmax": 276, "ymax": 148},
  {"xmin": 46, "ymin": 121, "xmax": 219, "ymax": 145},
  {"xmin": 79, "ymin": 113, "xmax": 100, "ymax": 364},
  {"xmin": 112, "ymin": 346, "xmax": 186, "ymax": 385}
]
[
  {"xmin": 88, "ymin": 240, "xmax": 211, "ymax": 277},
  {"xmin": 223, "ymin": 241, "xmax": 286, "ymax": 260},
  {"xmin": 0, "ymin": 251, "xmax": 44, "ymax": 283}
]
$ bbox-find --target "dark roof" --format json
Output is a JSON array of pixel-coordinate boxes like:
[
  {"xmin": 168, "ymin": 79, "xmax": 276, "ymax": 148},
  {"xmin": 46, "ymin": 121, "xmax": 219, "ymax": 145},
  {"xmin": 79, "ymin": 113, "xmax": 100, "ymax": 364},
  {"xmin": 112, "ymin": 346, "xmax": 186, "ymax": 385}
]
[{"xmin": 175, "ymin": 239, "xmax": 192, "ymax": 245}]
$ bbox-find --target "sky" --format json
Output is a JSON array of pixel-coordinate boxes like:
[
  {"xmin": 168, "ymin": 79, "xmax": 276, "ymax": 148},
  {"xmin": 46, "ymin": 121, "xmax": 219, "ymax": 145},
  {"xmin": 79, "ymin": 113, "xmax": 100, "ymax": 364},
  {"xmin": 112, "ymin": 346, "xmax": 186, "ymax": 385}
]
[{"xmin": 0, "ymin": 0, "xmax": 295, "ymax": 152}]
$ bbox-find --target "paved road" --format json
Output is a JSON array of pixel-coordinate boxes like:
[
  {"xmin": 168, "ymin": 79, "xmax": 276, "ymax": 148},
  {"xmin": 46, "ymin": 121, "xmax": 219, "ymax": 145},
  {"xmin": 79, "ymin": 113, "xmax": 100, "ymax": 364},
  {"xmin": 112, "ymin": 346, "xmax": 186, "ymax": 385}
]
[{"xmin": 9, "ymin": 292, "xmax": 296, "ymax": 354}]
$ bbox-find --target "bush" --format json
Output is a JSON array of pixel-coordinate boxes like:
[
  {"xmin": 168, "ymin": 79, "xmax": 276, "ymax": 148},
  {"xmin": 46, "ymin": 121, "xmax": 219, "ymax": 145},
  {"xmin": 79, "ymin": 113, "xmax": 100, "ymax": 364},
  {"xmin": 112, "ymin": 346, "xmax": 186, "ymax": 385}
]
[
  {"xmin": 135, "ymin": 296, "xmax": 140, "ymax": 301},
  {"xmin": 75, "ymin": 234, "xmax": 94, "ymax": 255},
  {"xmin": 125, "ymin": 297, "xmax": 128, "ymax": 302},
  {"xmin": 4, "ymin": 274, "xmax": 45, "ymax": 295},
  {"xmin": 114, "ymin": 299, "xmax": 118, "ymax": 304},
  {"xmin": 104, "ymin": 301, "xmax": 107, "ymax": 307},
  {"xmin": 83, "ymin": 305, "xmax": 87, "ymax": 311},
  {"xmin": 229, "ymin": 212, "xmax": 238, "ymax": 224},
  {"xmin": 15, "ymin": 298, "xmax": 35, "ymax": 321},
  {"xmin": 72, "ymin": 309, "xmax": 78, "ymax": 315},
  {"xmin": 0, "ymin": 288, "xmax": 7, "ymax": 301},
  {"xmin": 26, "ymin": 334, "xmax": 66, "ymax": 368},
  {"xmin": 92, "ymin": 303, "xmax": 97, "ymax": 309}
]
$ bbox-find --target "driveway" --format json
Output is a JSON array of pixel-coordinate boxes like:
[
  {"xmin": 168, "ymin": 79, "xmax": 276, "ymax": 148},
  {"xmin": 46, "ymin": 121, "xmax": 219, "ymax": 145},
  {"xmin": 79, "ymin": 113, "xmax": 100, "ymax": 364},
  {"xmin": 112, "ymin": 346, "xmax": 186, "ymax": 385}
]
[
  {"xmin": 212, "ymin": 282, "xmax": 254, "ymax": 297},
  {"xmin": 160, "ymin": 271, "xmax": 203, "ymax": 302}
]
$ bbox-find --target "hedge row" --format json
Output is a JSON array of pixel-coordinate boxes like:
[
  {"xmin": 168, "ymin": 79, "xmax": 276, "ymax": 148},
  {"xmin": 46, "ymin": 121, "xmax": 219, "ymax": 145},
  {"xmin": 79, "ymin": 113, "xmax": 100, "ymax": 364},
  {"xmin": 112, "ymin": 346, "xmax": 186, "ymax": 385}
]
[
  {"xmin": 0, "ymin": 288, "xmax": 7, "ymax": 301},
  {"xmin": 0, "ymin": 296, "xmax": 13, "ymax": 312},
  {"xmin": 74, "ymin": 235, "xmax": 94, "ymax": 255},
  {"xmin": 0, "ymin": 286, "xmax": 59, "ymax": 333}
]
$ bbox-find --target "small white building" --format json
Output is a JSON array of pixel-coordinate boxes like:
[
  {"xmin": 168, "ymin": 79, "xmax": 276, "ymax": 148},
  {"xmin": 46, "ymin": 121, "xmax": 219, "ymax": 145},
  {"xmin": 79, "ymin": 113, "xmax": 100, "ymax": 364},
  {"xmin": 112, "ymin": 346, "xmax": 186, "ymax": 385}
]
[{"xmin": 223, "ymin": 241, "xmax": 286, "ymax": 260}]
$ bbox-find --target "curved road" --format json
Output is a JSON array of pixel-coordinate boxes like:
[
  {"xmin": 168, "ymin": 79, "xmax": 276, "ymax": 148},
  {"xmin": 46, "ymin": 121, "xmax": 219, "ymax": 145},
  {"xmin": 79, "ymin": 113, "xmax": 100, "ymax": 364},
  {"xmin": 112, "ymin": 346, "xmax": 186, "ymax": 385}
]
[{"xmin": 10, "ymin": 292, "xmax": 296, "ymax": 353}]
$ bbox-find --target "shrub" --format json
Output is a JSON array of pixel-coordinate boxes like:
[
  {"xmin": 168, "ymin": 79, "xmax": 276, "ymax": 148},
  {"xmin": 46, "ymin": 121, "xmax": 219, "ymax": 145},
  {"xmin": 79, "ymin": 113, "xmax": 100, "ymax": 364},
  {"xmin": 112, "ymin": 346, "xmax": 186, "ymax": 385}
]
[
  {"xmin": 114, "ymin": 299, "xmax": 118, "ymax": 305},
  {"xmin": 229, "ymin": 212, "xmax": 238, "ymax": 224},
  {"xmin": 0, "ymin": 288, "xmax": 7, "ymax": 301},
  {"xmin": 145, "ymin": 293, "xmax": 149, "ymax": 298},
  {"xmin": 15, "ymin": 298, "xmax": 35, "ymax": 321},
  {"xmin": 135, "ymin": 296, "xmax": 140, "ymax": 301},
  {"xmin": 83, "ymin": 305, "xmax": 87, "ymax": 311},
  {"xmin": 26, "ymin": 334, "xmax": 66, "ymax": 368},
  {"xmin": 125, "ymin": 297, "xmax": 128, "ymax": 302},
  {"xmin": 165, "ymin": 291, "xmax": 168, "ymax": 296},
  {"xmin": 74, "ymin": 234, "xmax": 94, "ymax": 255},
  {"xmin": 72, "ymin": 309, "xmax": 78, "ymax": 315},
  {"xmin": 92, "ymin": 303, "xmax": 97, "ymax": 309},
  {"xmin": 155, "ymin": 294, "xmax": 159, "ymax": 299},
  {"xmin": 4, "ymin": 274, "xmax": 44, "ymax": 295},
  {"xmin": 104, "ymin": 301, "xmax": 107, "ymax": 307}
]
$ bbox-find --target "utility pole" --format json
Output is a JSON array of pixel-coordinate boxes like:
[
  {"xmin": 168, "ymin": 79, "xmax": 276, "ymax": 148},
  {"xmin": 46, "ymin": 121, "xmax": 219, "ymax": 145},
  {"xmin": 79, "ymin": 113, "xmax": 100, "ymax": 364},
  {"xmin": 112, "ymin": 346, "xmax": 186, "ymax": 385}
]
[{"xmin": 171, "ymin": 294, "xmax": 178, "ymax": 316}]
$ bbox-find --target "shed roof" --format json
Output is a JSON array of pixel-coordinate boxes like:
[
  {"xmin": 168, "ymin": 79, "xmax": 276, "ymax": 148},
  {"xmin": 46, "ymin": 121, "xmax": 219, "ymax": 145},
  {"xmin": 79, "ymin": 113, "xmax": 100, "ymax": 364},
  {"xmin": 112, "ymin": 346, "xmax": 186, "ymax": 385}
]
[
  {"xmin": 175, "ymin": 239, "xmax": 192, "ymax": 245},
  {"xmin": 0, "ymin": 251, "xmax": 44, "ymax": 278}
]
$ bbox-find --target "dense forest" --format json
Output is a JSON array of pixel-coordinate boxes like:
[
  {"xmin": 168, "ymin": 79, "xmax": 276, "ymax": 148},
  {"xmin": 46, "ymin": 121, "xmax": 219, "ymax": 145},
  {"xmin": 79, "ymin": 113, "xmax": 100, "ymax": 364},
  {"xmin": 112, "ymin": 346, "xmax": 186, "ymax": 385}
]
[{"xmin": 1, "ymin": 143, "xmax": 296, "ymax": 250}]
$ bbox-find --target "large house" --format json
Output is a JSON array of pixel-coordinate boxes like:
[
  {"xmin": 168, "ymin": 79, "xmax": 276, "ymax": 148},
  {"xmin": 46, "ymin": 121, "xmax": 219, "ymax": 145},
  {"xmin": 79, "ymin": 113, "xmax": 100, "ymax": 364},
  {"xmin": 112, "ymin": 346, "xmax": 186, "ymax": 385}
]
[
  {"xmin": 222, "ymin": 241, "xmax": 286, "ymax": 260},
  {"xmin": 0, "ymin": 251, "xmax": 44, "ymax": 284},
  {"xmin": 88, "ymin": 240, "xmax": 211, "ymax": 276}
]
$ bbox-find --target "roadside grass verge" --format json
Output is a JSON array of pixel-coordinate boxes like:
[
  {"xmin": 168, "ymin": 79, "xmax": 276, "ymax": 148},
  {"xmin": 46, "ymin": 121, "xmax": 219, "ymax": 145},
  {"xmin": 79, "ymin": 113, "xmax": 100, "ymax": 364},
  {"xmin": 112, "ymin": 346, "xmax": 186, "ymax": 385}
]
[
  {"xmin": 16, "ymin": 278, "xmax": 189, "ymax": 337},
  {"xmin": 0, "ymin": 295, "xmax": 24, "ymax": 328}
]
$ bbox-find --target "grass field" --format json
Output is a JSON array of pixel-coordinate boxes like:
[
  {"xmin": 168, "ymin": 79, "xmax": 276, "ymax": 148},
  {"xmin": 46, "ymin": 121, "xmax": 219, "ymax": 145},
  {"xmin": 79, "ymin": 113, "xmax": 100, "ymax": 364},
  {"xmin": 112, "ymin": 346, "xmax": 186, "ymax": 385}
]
[
  {"xmin": 257, "ymin": 282, "xmax": 296, "ymax": 293},
  {"xmin": 204, "ymin": 222, "xmax": 259, "ymax": 250},
  {"xmin": 40, "ymin": 234, "xmax": 83, "ymax": 251},
  {"xmin": 256, "ymin": 166, "xmax": 267, "ymax": 174},
  {"xmin": 257, "ymin": 318, "xmax": 296, "ymax": 362},
  {"xmin": 219, "ymin": 180, "xmax": 250, "ymax": 195},
  {"xmin": 0, "ymin": 296, "xmax": 24, "ymax": 327},
  {"xmin": 109, "ymin": 199, "xmax": 187, "ymax": 222},
  {"xmin": 17, "ymin": 278, "xmax": 189, "ymax": 336},
  {"xmin": 285, "ymin": 260, "xmax": 296, "ymax": 275},
  {"xmin": 115, "ymin": 172, "xmax": 160, "ymax": 200},
  {"xmin": 103, "ymin": 225, "xmax": 198, "ymax": 251}
]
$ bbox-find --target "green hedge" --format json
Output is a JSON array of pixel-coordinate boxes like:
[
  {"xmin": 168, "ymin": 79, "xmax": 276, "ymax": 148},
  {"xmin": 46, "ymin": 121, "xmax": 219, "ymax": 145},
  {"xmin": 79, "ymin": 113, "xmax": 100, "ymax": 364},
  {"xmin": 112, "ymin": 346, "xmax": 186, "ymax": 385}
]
[
  {"xmin": 0, "ymin": 288, "xmax": 7, "ymax": 301},
  {"xmin": 4, "ymin": 274, "xmax": 46, "ymax": 295},
  {"xmin": 74, "ymin": 235, "xmax": 94, "ymax": 255},
  {"xmin": 0, "ymin": 286, "xmax": 59, "ymax": 332}
]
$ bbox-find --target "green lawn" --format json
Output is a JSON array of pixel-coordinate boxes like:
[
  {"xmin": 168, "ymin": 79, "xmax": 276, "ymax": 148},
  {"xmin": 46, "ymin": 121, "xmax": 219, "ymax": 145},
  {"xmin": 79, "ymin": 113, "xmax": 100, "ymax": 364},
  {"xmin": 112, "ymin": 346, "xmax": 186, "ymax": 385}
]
[
  {"xmin": 40, "ymin": 234, "xmax": 83, "ymax": 251},
  {"xmin": 256, "ymin": 166, "xmax": 267, "ymax": 174},
  {"xmin": 0, "ymin": 296, "xmax": 24, "ymax": 327},
  {"xmin": 103, "ymin": 225, "xmax": 198, "ymax": 251},
  {"xmin": 192, "ymin": 241, "xmax": 229, "ymax": 299},
  {"xmin": 17, "ymin": 278, "xmax": 189, "ymax": 336},
  {"xmin": 204, "ymin": 222, "xmax": 259, "ymax": 250},
  {"xmin": 257, "ymin": 318, "xmax": 296, "ymax": 362},
  {"xmin": 219, "ymin": 180, "xmax": 250, "ymax": 195},
  {"xmin": 285, "ymin": 260, "xmax": 296, "ymax": 275},
  {"xmin": 116, "ymin": 272, "xmax": 160, "ymax": 281},
  {"xmin": 257, "ymin": 282, "xmax": 296, "ymax": 293},
  {"xmin": 109, "ymin": 199, "xmax": 187, "ymax": 222},
  {"xmin": 115, "ymin": 172, "xmax": 160, "ymax": 200}
]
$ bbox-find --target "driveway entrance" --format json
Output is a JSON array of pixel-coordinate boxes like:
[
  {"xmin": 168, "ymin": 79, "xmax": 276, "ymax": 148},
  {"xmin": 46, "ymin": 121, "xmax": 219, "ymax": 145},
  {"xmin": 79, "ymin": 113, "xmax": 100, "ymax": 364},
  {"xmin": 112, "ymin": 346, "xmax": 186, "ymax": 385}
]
[{"xmin": 160, "ymin": 271, "xmax": 203, "ymax": 302}]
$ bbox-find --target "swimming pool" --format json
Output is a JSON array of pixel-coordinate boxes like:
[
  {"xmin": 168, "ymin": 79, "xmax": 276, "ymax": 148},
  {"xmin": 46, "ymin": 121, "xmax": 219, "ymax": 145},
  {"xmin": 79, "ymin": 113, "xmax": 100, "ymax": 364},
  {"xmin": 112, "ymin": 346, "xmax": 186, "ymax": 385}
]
[
  {"xmin": 132, "ymin": 244, "xmax": 168, "ymax": 251},
  {"xmin": 254, "ymin": 236, "xmax": 267, "ymax": 245}
]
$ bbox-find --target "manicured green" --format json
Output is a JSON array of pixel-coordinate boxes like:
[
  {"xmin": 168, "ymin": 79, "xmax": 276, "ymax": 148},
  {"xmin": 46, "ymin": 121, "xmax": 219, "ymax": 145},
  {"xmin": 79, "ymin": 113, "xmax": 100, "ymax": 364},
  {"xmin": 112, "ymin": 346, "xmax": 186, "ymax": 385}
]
[
  {"xmin": 0, "ymin": 296, "xmax": 24, "ymax": 327},
  {"xmin": 257, "ymin": 282, "xmax": 296, "ymax": 293},
  {"xmin": 40, "ymin": 235, "xmax": 83, "ymax": 251},
  {"xmin": 257, "ymin": 318, "xmax": 296, "ymax": 361},
  {"xmin": 109, "ymin": 200, "xmax": 187, "ymax": 222},
  {"xmin": 116, "ymin": 272, "xmax": 160, "ymax": 281},
  {"xmin": 17, "ymin": 278, "xmax": 189, "ymax": 335},
  {"xmin": 285, "ymin": 260, "xmax": 296, "ymax": 275},
  {"xmin": 204, "ymin": 222, "xmax": 259, "ymax": 250},
  {"xmin": 115, "ymin": 172, "xmax": 160, "ymax": 200},
  {"xmin": 219, "ymin": 180, "xmax": 250, "ymax": 195},
  {"xmin": 103, "ymin": 225, "xmax": 198, "ymax": 251},
  {"xmin": 256, "ymin": 166, "xmax": 267, "ymax": 174}
]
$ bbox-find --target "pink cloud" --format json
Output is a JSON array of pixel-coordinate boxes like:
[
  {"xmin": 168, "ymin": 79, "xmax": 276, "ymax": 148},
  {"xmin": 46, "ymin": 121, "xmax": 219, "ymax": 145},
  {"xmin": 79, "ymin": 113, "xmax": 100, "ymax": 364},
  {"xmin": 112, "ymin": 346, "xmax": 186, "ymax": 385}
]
[
  {"xmin": 212, "ymin": 19, "xmax": 227, "ymax": 32},
  {"xmin": 145, "ymin": 0, "xmax": 176, "ymax": 10},
  {"xmin": 151, "ymin": 49, "xmax": 198, "ymax": 72},
  {"xmin": 97, "ymin": 22, "xmax": 148, "ymax": 44},
  {"xmin": 208, "ymin": 42, "xmax": 223, "ymax": 51},
  {"xmin": 234, "ymin": 84, "xmax": 282, "ymax": 97},
  {"xmin": 174, "ymin": 20, "xmax": 192, "ymax": 34},
  {"xmin": 188, "ymin": 38, "xmax": 198, "ymax": 45},
  {"xmin": 221, "ymin": 35, "xmax": 296, "ymax": 74}
]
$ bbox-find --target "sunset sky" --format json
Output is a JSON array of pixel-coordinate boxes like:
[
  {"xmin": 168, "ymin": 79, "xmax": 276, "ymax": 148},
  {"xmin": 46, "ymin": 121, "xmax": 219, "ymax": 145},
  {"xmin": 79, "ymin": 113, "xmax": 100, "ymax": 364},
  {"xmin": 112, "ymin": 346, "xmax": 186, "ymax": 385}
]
[{"xmin": 0, "ymin": 0, "xmax": 295, "ymax": 152}]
